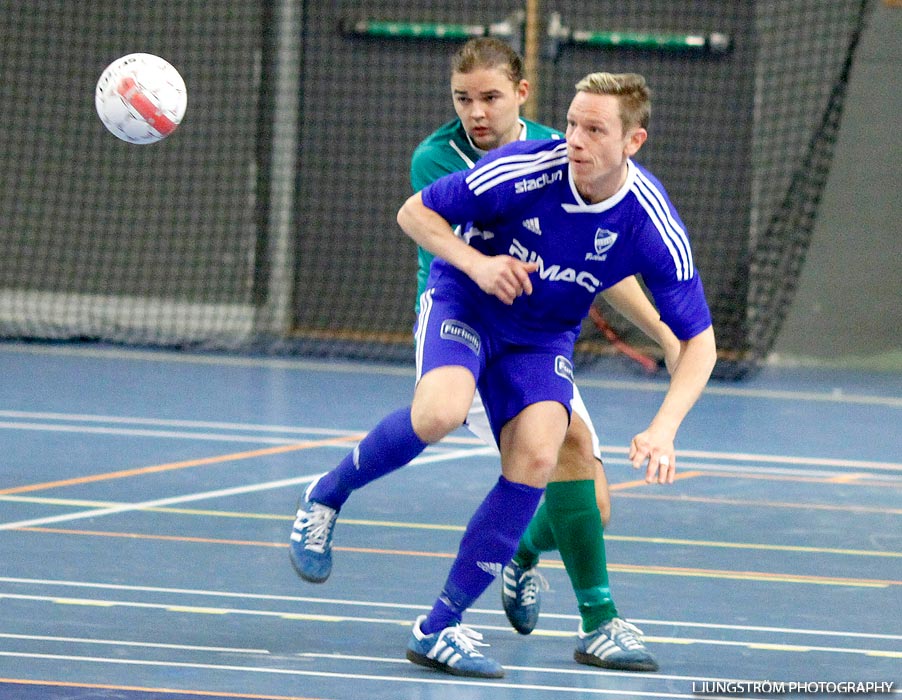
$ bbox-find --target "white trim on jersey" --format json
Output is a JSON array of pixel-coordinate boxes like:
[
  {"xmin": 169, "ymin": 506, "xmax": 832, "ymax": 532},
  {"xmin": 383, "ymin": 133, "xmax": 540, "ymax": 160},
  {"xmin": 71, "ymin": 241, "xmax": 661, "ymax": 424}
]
[
  {"xmin": 448, "ymin": 139, "xmax": 476, "ymax": 169},
  {"xmin": 465, "ymin": 143, "xmax": 569, "ymax": 196},
  {"xmin": 563, "ymin": 159, "xmax": 636, "ymax": 213},
  {"xmin": 632, "ymin": 169, "xmax": 694, "ymax": 281},
  {"xmin": 460, "ymin": 118, "xmax": 530, "ymax": 161}
]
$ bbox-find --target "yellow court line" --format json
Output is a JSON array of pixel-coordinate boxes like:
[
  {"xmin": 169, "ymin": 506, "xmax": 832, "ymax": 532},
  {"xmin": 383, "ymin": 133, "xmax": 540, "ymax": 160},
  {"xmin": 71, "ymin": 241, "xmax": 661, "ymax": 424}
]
[
  {"xmin": 166, "ymin": 606, "xmax": 229, "ymax": 615},
  {"xmin": 13, "ymin": 504, "xmax": 901, "ymax": 557},
  {"xmin": 0, "ymin": 678, "xmax": 323, "ymax": 700},
  {"xmin": 598, "ymin": 562, "xmax": 897, "ymax": 588},
  {"xmin": 828, "ymin": 473, "xmax": 867, "ymax": 484},
  {"xmin": 15, "ymin": 527, "xmax": 900, "ymax": 588},
  {"xmin": 602, "ymin": 535, "xmax": 902, "ymax": 558},
  {"xmin": 280, "ymin": 613, "xmax": 348, "ymax": 623},
  {"xmin": 0, "ymin": 434, "xmax": 364, "ymax": 496},
  {"xmin": 54, "ymin": 598, "xmax": 115, "ymax": 607}
]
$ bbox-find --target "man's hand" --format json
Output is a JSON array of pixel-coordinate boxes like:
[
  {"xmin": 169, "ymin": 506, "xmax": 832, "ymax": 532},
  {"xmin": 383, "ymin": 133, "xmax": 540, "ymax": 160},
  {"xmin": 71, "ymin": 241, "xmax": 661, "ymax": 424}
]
[
  {"xmin": 471, "ymin": 256, "xmax": 538, "ymax": 305},
  {"xmin": 629, "ymin": 428, "xmax": 676, "ymax": 484}
]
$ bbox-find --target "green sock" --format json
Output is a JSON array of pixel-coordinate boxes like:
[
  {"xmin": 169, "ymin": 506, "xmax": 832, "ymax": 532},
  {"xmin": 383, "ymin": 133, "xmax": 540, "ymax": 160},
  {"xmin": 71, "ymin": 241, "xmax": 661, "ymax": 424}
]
[
  {"xmin": 545, "ymin": 480, "xmax": 619, "ymax": 632},
  {"xmin": 512, "ymin": 501, "xmax": 556, "ymax": 569}
]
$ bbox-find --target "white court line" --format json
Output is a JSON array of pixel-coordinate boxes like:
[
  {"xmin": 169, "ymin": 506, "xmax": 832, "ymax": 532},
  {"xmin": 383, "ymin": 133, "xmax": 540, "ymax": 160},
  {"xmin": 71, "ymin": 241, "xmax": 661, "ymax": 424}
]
[
  {"xmin": 0, "ymin": 409, "xmax": 362, "ymax": 437},
  {"xmin": 0, "ymin": 592, "xmax": 897, "ymax": 657},
  {"xmin": 602, "ymin": 459, "xmax": 899, "ymax": 481},
  {"xmin": 647, "ymin": 460, "xmax": 902, "ymax": 479},
  {"xmin": 601, "ymin": 456, "xmax": 902, "ymax": 479},
  {"xmin": 0, "ymin": 446, "xmax": 495, "ymax": 531},
  {"xmin": 2, "ymin": 341, "xmax": 899, "ymax": 407},
  {"xmin": 0, "ymin": 633, "xmax": 789, "ymax": 690},
  {"xmin": 0, "ymin": 632, "xmax": 268, "ymax": 655},
  {"xmin": 0, "ymin": 409, "xmax": 898, "ymax": 472},
  {"xmin": 1, "ymin": 577, "xmax": 899, "ymax": 643},
  {"xmin": 577, "ymin": 376, "xmax": 902, "ymax": 407},
  {"xmin": 0, "ymin": 651, "xmax": 738, "ymax": 699},
  {"xmin": 0, "ymin": 421, "xmax": 303, "ymax": 445},
  {"xmin": 297, "ymin": 653, "xmax": 902, "ymax": 689},
  {"xmin": 660, "ymin": 450, "xmax": 902, "ymax": 472}
]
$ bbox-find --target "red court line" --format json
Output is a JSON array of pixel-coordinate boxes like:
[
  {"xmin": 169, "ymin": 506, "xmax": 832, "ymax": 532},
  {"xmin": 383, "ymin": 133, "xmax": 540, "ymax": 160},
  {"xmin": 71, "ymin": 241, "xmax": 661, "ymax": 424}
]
[
  {"xmin": 0, "ymin": 434, "xmax": 364, "ymax": 496},
  {"xmin": 0, "ymin": 678, "xmax": 323, "ymax": 700},
  {"xmin": 19, "ymin": 527, "xmax": 456, "ymax": 560},
  {"xmin": 609, "ymin": 470, "xmax": 703, "ymax": 491},
  {"xmin": 15, "ymin": 527, "xmax": 899, "ymax": 588}
]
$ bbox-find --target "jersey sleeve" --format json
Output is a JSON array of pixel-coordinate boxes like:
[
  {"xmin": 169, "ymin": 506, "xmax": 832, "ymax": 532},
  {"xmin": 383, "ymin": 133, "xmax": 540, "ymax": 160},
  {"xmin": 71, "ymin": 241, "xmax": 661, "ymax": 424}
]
[
  {"xmin": 628, "ymin": 165, "xmax": 713, "ymax": 340},
  {"xmin": 648, "ymin": 275, "xmax": 712, "ymax": 341},
  {"xmin": 420, "ymin": 141, "xmax": 547, "ymax": 226},
  {"xmin": 410, "ymin": 141, "xmax": 464, "ymax": 309},
  {"xmin": 420, "ymin": 169, "xmax": 481, "ymax": 223},
  {"xmin": 637, "ymin": 218, "xmax": 712, "ymax": 340}
]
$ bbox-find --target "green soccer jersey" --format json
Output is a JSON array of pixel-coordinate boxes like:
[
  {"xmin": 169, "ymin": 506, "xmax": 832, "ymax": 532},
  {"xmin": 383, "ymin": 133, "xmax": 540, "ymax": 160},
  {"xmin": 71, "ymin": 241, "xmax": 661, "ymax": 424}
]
[{"xmin": 409, "ymin": 117, "xmax": 563, "ymax": 311}]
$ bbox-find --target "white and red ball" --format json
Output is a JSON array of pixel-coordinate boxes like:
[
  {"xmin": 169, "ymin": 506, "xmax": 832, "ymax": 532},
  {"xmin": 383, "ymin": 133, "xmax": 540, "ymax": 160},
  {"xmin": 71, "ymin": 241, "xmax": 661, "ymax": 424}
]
[{"xmin": 95, "ymin": 53, "xmax": 187, "ymax": 144}]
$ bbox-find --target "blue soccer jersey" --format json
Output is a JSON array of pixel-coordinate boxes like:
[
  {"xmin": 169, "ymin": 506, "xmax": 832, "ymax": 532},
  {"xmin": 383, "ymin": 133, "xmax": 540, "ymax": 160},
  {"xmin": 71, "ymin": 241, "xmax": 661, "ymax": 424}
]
[{"xmin": 421, "ymin": 138, "xmax": 712, "ymax": 345}]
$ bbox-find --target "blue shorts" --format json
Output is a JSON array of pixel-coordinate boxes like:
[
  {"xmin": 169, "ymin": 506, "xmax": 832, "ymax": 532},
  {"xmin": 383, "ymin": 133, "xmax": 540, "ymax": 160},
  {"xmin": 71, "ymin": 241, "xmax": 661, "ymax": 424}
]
[{"xmin": 415, "ymin": 285, "xmax": 574, "ymax": 444}]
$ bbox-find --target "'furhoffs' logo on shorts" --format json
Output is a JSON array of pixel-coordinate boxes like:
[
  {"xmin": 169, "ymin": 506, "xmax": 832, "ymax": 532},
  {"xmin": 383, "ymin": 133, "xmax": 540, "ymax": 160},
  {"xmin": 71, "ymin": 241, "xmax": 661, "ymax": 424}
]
[
  {"xmin": 555, "ymin": 355, "xmax": 574, "ymax": 383},
  {"xmin": 440, "ymin": 319, "xmax": 481, "ymax": 355}
]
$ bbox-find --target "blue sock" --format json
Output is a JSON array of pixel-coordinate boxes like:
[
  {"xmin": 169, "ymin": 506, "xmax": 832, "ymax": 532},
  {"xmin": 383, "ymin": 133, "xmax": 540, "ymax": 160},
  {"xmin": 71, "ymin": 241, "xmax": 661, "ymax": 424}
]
[
  {"xmin": 310, "ymin": 407, "xmax": 428, "ymax": 510},
  {"xmin": 422, "ymin": 476, "xmax": 544, "ymax": 634}
]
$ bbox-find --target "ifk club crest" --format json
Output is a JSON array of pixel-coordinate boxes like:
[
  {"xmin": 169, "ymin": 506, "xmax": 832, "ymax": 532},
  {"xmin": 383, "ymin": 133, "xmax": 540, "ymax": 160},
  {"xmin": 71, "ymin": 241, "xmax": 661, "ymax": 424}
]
[
  {"xmin": 594, "ymin": 228, "xmax": 618, "ymax": 255},
  {"xmin": 586, "ymin": 228, "xmax": 619, "ymax": 262}
]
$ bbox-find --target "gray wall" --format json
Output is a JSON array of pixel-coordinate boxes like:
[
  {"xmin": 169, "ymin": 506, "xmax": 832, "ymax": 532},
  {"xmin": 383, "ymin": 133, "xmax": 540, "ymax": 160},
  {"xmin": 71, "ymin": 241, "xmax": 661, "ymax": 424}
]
[{"xmin": 773, "ymin": 1, "xmax": 901, "ymax": 368}]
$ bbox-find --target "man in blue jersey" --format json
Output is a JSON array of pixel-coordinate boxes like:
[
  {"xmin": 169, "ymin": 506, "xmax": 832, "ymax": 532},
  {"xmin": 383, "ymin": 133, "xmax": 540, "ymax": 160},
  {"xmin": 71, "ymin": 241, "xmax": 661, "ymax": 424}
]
[
  {"xmin": 408, "ymin": 38, "xmax": 679, "ymax": 673},
  {"xmin": 290, "ymin": 71, "xmax": 716, "ymax": 678}
]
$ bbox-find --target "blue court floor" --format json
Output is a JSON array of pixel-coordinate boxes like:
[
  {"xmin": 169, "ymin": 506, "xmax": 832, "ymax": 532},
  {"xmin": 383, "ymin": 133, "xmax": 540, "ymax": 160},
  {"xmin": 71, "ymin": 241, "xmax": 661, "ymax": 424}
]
[{"xmin": 0, "ymin": 341, "xmax": 899, "ymax": 699}]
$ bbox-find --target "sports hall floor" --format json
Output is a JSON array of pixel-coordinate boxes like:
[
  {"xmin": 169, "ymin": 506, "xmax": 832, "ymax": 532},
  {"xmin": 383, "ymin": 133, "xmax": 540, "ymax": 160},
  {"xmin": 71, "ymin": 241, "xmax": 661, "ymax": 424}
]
[{"xmin": 0, "ymin": 341, "xmax": 899, "ymax": 699}]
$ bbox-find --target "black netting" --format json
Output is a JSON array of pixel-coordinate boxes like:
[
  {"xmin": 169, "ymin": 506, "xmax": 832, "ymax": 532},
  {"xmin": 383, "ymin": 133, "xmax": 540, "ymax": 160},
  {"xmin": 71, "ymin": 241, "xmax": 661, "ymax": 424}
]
[
  {"xmin": 1, "ymin": 1, "xmax": 263, "ymax": 345},
  {"xmin": 0, "ymin": 1, "xmax": 874, "ymax": 377}
]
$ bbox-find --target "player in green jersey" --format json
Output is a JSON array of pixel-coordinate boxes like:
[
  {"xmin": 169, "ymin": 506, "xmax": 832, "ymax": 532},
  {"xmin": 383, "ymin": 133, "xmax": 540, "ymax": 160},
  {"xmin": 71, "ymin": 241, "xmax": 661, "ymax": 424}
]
[
  {"xmin": 408, "ymin": 37, "xmax": 680, "ymax": 671},
  {"xmin": 411, "ymin": 86, "xmax": 561, "ymax": 311}
]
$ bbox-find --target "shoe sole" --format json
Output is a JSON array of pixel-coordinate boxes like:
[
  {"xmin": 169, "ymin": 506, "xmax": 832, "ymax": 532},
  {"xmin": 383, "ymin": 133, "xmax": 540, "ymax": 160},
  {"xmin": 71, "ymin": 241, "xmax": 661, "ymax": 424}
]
[
  {"xmin": 574, "ymin": 650, "xmax": 659, "ymax": 673},
  {"xmin": 406, "ymin": 649, "xmax": 504, "ymax": 679},
  {"xmin": 288, "ymin": 549, "xmax": 330, "ymax": 584}
]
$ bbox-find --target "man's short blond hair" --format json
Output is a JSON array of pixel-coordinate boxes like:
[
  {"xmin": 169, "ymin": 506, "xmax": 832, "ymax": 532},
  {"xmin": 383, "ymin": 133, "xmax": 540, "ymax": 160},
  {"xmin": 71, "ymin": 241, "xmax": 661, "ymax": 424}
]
[{"xmin": 575, "ymin": 72, "xmax": 651, "ymax": 131}]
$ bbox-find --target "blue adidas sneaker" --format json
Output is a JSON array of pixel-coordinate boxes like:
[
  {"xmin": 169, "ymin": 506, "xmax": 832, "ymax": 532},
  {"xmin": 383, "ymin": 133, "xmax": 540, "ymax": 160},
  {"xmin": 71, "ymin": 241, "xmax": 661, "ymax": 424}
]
[
  {"xmin": 288, "ymin": 477, "xmax": 338, "ymax": 584},
  {"xmin": 574, "ymin": 617, "xmax": 659, "ymax": 672},
  {"xmin": 406, "ymin": 615, "xmax": 504, "ymax": 678},
  {"xmin": 500, "ymin": 560, "xmax": 548, "ymax": 635}
]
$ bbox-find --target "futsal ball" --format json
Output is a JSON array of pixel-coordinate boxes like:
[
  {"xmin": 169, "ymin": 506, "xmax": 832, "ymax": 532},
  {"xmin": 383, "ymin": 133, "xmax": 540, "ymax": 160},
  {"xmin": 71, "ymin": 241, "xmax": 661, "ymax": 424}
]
[{"xmin": 95, "ymin": 53, "xmax": 187, "ymax": 144}]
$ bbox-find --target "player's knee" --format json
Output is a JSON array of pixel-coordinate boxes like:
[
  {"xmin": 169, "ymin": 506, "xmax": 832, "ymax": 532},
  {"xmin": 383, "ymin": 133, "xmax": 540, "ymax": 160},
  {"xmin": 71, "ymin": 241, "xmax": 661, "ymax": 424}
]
[
  {"xmin": 562, "ymin": 425, "xmax": 595, "ymax": 462},
  {"xmin": 411, "ymin": 402, "xmax": 468, "ymax": 443},
  {"xmin": 556, "ymin": 430, "xmax": 597, "ymax": 481},
  {"xmin": 523, "ymin": 447, "xmax": 560, "ymax": 485}
]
